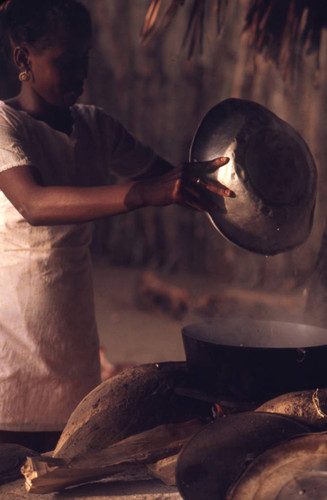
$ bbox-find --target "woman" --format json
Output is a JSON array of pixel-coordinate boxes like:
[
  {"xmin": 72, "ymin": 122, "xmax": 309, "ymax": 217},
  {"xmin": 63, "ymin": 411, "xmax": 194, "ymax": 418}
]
[{"xmin": 0, "ymin": 0, "xmax": 230, "ymax": 451}]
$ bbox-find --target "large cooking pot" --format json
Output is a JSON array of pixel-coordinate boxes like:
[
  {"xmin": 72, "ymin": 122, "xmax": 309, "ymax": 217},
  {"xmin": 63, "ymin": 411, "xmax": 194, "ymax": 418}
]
[
  {"xmin": 186, "ymin": 98, "xmax": 317, "ymax": 255},
  {"xmin": 182, "ymin": 318, "xmax": 327, "ymax": 403}
]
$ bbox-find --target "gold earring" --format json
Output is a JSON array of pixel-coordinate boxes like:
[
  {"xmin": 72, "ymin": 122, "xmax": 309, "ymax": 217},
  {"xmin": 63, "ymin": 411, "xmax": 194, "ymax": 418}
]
[{"xmin": 18, "ymin": 70, "xmax": 30, "ymax": 82}]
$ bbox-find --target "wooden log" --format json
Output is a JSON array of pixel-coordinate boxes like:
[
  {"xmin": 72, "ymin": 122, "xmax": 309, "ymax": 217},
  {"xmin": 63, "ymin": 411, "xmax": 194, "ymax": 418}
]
[
  {"xmin": 256, "ymin": 388, "xmax": 327, "ymax": 429},
  {"xmin": 22, "ymin": 419, "xmax": 203, "ymax": 494},
  {"xmin": 0, "ymin": 444, "xmax": 39, "ymax": 485},
  {"xmin": 53, "ymin": 362, "xmax": 210, "ymax": 460},
  {"xmin": 147, "ymin": 454, "xmax": 179, "ymax": 486}
]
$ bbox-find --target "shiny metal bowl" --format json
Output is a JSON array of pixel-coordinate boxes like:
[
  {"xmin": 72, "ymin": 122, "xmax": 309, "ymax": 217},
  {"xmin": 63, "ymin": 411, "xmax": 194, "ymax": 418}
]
[{"xmin": 188, "ymin": 98, "xmax": 317, "ymax": 255}]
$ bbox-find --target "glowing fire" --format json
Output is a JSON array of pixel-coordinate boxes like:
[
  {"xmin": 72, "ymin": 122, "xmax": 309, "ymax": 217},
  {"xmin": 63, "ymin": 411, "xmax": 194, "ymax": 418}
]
[{"xmin": 212, "ymin": 403, "xmax": 230, "ymax": 419}]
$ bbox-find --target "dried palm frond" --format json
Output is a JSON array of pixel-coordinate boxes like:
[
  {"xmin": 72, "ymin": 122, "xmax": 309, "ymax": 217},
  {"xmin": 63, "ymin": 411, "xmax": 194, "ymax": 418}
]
[
  {"xmin": 157, "ymin": 0, "xmax": 186, "ymax": 32},
  {"xmin": 215, "ymin": 0, "xmax": 228, "ymax": 35},
  {"xmin": 140, "ymin": 0, "xmax": 327, "ymax": 80},
  {"xmin": 140, "ymin": 0, "xmax": 162, "ymax": 41},
  {"xmin": 140, "ymin": 0, "xmax": 229, "ymax": 57},
  {"xmin": 140, "ymin": 0, "xmax": 185, "ymax": 43},
  {"xmin": 244, "ymin": 0, "xmax": 327, "ymax": 81},
  {"xmin": 0, "ymin": 0, "xmax": 9, "ymax": 11},
  {"xmin": 182, "ymin": 0, "xmax": 206, "ymax": 58}
]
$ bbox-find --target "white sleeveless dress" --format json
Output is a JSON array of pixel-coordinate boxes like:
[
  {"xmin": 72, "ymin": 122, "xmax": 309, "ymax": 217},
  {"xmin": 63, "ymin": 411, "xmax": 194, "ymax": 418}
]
[{"xmin": 0, "ymin": 102, "xmax": 156, "ymax": 431}]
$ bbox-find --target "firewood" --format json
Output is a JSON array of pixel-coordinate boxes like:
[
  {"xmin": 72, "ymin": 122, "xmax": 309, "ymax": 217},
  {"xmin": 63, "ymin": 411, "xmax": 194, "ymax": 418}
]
[
  {"xmin": 53, "ymin": 362, "xmax": 210, "ymax": 461},
  {"xmin": 135, "ymin": 271, "xmax": 190, "ymax": 319},
  {"xmin": 0, "ymin": 443, "xmax": 39, "ymax": 485},
  {"xmin": 147, "ymin": 453, "xmax": 179, "ymax": 486},
  {"xmin": 22, "ymin": 419, "xmax": 203, "ymax": 494},
  {"xmin": 256, "ymin": 388, "xmax": 327, "ymax": 429}
]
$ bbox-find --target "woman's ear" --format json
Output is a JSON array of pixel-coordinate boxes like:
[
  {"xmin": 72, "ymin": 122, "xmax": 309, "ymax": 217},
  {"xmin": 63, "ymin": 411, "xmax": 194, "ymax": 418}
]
[{"xmin": 13, "ymin": 45, "xmax": 30, "ymax": 71}]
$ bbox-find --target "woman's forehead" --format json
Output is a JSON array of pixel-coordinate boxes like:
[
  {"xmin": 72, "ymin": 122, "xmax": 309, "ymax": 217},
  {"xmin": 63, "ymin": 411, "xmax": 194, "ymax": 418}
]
[
  {"xmin": 28, "ymin": 30, "xmax": 92, "ymax": 58},
  {"xmin": 53, "ymin": 25, "xmax": 92, "ymax": 49},
  {"xmin": 59, "ymin": 33, "xmax": 91, "ymax": 52}
]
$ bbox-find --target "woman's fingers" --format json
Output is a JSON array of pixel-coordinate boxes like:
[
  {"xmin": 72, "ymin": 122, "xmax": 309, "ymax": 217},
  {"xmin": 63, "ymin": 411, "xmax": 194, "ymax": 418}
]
[
  {"xmin": 183, "ymin": 156, "xmax": 229, "ymax": 171},
  {"xmin": 179, "ymin": 183, "xmax": 219, "ymax": 212},
  {"xmin": 181, "ymin": 156, "xmax": 233, "ymax": 198},
  {"xmin": 196, "ymin": 178, "xmax": 234, "ymax": 197},
  {"xmin": 182, "ymin": 173, "xmax": 234, "ymax": 198},
  {"xmin": 182, "ymin": 156, "xmax": 230, "ymax": 178},
  {"xmin": 144, "ymin": 159, "xmax": 234, "ymax": 209},
  {"xmin": 203, "ymin": 156, "xmax": 229, "ymax": 169},
  {"xmin": 178, "ymin": 189, "xmax": 209, "ymax": 212}
]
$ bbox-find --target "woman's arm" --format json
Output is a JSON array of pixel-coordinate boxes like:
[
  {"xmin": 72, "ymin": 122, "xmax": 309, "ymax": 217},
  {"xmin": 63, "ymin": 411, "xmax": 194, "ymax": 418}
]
[
  {"xmin": 0, "ymin": 157, "xmax": 231, "ymax": 226},
  {"xmin": 131, "ymin": 157, "xmax": 174, "ymax": 180},
  {"xmin": 0, "ymin": 164, "xmax": 184, "ymax": 226}
]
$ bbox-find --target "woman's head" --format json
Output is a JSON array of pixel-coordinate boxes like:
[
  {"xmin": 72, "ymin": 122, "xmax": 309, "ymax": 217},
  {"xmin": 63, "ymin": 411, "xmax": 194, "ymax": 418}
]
[
  {"xmin": 0, "ymin": 0, "xmax": 91, "ymax": 56},
  {"xmin": 0, "ymin": 0, "xmax": 92, "ymax": 108}
]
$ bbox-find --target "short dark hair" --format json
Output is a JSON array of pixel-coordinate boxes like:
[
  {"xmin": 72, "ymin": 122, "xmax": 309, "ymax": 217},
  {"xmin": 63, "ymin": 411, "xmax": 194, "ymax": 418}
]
[{"xmin": 0, "ymin": 0, "xmax": 91, "ymax": 57}]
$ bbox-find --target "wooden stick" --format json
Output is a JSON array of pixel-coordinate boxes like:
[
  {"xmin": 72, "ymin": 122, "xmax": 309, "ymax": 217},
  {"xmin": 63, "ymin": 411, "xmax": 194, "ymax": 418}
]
[
  {"xmin": 22, "ymin": 419, "xmax": 203, "ymax": 494},
  {"xmin": 147, "ymin": 454, "xmax": 179, "ymax": 486}
]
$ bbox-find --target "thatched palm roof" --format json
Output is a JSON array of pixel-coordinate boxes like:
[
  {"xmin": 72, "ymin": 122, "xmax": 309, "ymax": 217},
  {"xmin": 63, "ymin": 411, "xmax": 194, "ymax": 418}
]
[{"xmin": 140, "ymin": 0, "xmax": 327, "ymax": 79}]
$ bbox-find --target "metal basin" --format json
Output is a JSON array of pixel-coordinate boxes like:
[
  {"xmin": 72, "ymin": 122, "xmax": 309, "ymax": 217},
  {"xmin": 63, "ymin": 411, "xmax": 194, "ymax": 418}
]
[{"xmin": 188, "ymin": 98, "xmax": 317, "ymax": 255}]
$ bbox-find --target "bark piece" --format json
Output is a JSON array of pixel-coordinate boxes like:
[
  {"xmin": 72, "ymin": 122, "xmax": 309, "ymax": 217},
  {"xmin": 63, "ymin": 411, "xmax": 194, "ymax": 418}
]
[
  {"xmin": 0, "ymin": 443, "xmax": 38, "ymax": 485},
  {"xmin": 53, "ymin": 362, "xmax": 210, "ymax": 460},
  {"xmin": 256, "ymin": 388, "xmax": 327, "ymax": 429},
  {"xmin": 147, "ymin": 454, "xmax": 179, "ymax": 486},
  {"xmin": 22, "ymin": 419, "xmax": 203, "ymax": 494}
]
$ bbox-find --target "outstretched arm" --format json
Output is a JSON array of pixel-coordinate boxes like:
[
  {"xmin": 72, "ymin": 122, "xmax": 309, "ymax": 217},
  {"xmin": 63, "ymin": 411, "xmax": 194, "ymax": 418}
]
[
  {"xmin": 0, "ymin": 157, "xmax": 231, "ymax": 226},
  {"xmin": 131, "ymin": 156, "xmax": 174, "ymax": 179},
  {"xmin": 0, "ymin": 165, "xmax": 167, "ymax": 225}
]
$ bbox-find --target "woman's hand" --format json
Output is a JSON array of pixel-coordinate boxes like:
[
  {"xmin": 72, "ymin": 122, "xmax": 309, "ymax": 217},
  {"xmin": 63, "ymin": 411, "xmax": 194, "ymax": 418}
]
[
  {"xmin": 181, "ymin": 157, "xmax": 234, "ymax": 211},
  {"xmin": 132, "ymin": 156, "xmax": 233, "ymax": 212}
]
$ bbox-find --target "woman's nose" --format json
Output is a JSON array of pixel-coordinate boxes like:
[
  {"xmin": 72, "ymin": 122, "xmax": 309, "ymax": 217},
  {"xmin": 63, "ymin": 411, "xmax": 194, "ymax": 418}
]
[
  {"xmin": 76, "ymin": 62, "xmax": 88, "ymax": 80},
  {"xmin": 68, "ymin": 57, "xmax": 88, "ymax": 81}
]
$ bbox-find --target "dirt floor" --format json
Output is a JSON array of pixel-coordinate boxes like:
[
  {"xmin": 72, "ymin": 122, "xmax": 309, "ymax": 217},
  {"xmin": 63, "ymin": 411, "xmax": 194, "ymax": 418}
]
[{"xmin": 92, "ymin": 257, "xmax": 220, "ymax": 367}]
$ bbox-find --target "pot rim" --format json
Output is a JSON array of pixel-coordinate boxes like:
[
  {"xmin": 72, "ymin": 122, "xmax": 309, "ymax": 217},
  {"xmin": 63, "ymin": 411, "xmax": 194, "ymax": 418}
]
[{"xmin": 182, "ymin": 318, "xmax": 327, "ymax": 349}]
